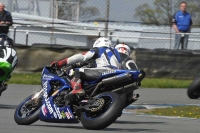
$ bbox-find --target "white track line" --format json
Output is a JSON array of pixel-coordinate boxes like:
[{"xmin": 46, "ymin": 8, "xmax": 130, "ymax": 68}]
[{"xmin": 122, "ymin": 111, "xmax": 199, "ymax": 121}]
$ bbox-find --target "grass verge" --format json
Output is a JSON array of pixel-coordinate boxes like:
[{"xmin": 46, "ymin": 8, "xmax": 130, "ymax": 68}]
[
  {"xmin": 138, "ymin": 106, "xmax": 200, "ymax": 118},
  {"xmin": 7, "ymin": 73, "xmax": 193, "ymax": 88},
  {"xmin": 7, "ymin": 73, "xmax": 41, "ymax": 85},
  {"xmin": 141, "ymin": 78, "xmax": 193, "ymax": 88}
]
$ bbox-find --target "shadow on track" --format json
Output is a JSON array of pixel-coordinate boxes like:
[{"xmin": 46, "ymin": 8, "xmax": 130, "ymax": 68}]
[
  {"xmin": 104, "ymin": 128, "xmax": 159, "ymax": 132},
  {"xmin": 32, "ymin": 125, "xmax": 84, "ymax": 130},
  {"xmin": 32, "ymin": 124, "xmax": 160, "ymax": 132},
  {"xmin": 115, "ymin": 120, "xmax": 166, "ymax": 125},
  {"xmin": 0, "ymin": 104, "xmax": 17, "ymax": 109}
]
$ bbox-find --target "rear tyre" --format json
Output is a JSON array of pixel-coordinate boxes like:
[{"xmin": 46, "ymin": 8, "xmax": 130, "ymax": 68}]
[
  {"xmin": 14, "ymin": 94, "xmax": 42, "ymax": 125},
  {"xmin": 187, "ymin": 78, "xmax": 200, "ymax": 99},
  {"xmin": 79, "ymin": 92, "xmax": 123, "ymax": 130}
]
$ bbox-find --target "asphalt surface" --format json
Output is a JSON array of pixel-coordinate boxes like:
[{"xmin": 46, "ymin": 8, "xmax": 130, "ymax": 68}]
[
  {"xmin": 134, "ymin": 88, "xmax": 200, "ymax": 104},
  {"xmin": 0, "ymin": 84, "xmax": 200, "ymax": 133}
]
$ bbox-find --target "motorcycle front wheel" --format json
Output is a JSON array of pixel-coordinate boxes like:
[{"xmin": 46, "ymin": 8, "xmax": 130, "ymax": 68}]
[{"xmin": 14, "ymin": 94, "xmax": 42, "ymax": 125}]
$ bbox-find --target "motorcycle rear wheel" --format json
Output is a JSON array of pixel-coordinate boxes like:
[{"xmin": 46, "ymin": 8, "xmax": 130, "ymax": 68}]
[
  {"xmin": 187, "ymin": 78, "xmax": 200, "ymax": 99},
  {"xmin": 79, "ymin": 92, "xmax": 123, "ymax": 130}
]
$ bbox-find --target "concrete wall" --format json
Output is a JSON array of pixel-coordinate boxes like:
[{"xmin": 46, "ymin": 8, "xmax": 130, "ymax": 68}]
[
  {"xmin": 14, "ymin": 45, "xmax": 88, "ymax": 72},
  {"xmin": 135, "ymin": 49, "xmax": 200, "ymax": 79},
  {"xmin": 14, "ymin": 45, "xmax": 200, "ymax": 79}
]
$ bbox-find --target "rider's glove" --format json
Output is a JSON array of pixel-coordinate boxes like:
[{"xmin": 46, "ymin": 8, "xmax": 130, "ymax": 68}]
[
  {"xmin": 50, "ymin": 61, "xmax": 58, "ymax": 68},
  {"xmin": 72, "ymin": 62, "xmax": 84, "ymax": 68},
  {"xmin": 68, "ymin": 69, "xmax": 75, "ymax": 76}
]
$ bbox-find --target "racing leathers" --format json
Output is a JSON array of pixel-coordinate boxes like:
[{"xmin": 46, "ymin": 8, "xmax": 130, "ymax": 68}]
[
  {"xmin": 52, "ymin": 47, "xmax": 121, "ymax": 100},
  {"xmin": 0, "ymin": 47, "xmax": 18, "ymax": 96},
  {"xmin": 119, "ymin": 52, "xmax": 138, "ymax": 70},
  {"xmin": 119, "ymin": 52, "xmax": 139, "ymax": 107}
]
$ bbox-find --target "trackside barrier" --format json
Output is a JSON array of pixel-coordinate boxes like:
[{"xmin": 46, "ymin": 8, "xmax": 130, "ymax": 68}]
[{"xmin": 14, "ymin": 45, "xmax": 200, "ymax": 79}]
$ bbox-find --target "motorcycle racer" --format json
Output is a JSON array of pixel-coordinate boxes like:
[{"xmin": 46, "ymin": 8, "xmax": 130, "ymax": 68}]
[
  {"xmin": 115, "ymin": 43, "xmax": 138, "ymax": 70},
  {"xmin": 115, "ymin": 43, "xmax": 139, "ymax": 107},
  {"xmin": 0, "ymin": 34, "xmax": 18, "ymax": 96},
  {"xmin": 51, "ymin": 37, "xmax": 121, "ymax": 101}
]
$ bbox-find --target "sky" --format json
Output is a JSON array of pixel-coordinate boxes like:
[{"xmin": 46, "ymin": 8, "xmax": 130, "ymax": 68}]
[
  {"xmin": 83, "ymin": 0, "xmax": 151, "ymax": 22},
  {"xmin": 2, "ymin": 0, "xmax": 188, "ymax": 22},
  {"xmin": 2, "ymin": 0, "xmax": 153, "ymax": 22},
  {"xmin": 78, "ymin": 0, "xmax": 184, "ymax": 22}
]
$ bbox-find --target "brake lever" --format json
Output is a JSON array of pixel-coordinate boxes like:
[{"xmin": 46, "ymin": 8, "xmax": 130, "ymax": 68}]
[
  {"xmin": 57, "ymin": 69, "xmax": 65, "ymax": 77},
  {"xmin": 62, "ymin": 65, "xmax": 73, "ymax": 72},
  {"xmin": 56, "ymin": 65, "xmax": 73, "ymax": 77}
]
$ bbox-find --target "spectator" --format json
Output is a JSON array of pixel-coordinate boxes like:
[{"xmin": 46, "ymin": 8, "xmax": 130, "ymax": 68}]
[
  {"xmin": 0, "ymin": 2, "xmax": 13, "ymax": 34},
  {"xmin": 172, "ymin": 1, "xmax": 192, "ymax": 50}
]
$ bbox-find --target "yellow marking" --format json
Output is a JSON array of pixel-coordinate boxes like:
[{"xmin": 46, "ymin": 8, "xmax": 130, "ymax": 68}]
[{"xmin": 94, "ymin": 22, "xmax": 99, "ymax": 26}]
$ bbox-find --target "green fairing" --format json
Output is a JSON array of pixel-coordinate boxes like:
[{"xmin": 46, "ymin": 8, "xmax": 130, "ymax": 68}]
[{"xmin": 0, "ymin": 62, "xmax": 12, "ymax": 81}]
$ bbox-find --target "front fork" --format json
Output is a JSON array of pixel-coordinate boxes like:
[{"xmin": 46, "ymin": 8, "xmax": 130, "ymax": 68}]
[
  {"xmin": 31, "ymin": 90, "xmax": 44, "ymax": 104},
  {"xmin": 31, "ymin": 89, "xmax": 43, "ymax": 100},
  {"xmin": 31, "ymin": 88, "xmax": 59, "ymax": 104}
]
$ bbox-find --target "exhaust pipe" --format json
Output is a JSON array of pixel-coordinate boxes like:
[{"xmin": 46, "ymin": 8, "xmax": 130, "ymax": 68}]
[
  {"xmin": 90, "ymin": 73, "xmax": 133, "ymax": 96},
  {"xmin": 112, "ymin": 83, "xmax": 138, "ymax": 93},
  {"xmin": 102, "ymin": 73, "xmax": 133, "ymax": 85}
]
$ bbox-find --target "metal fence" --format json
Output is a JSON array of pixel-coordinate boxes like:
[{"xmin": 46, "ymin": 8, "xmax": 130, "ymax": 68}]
[{"xmin": 1, "ymin": 0, "xmax": 200, "ymax": 49}]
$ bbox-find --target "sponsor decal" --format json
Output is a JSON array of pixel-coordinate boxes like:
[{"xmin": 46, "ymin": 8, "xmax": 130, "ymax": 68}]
[
  {"xmin": 95, "ymin": 40, "xmax": 100, "ymax": 45},
  {"xmin": 81, "ymin": 100, "xmax": 88, "ymax": 103},
  {"xmin": 41, "ymin": 104, "xmax": 48, "ymax": 116},
  {"xmin": 43, "ymin": 81, "xmax": 54, "ymax": 114},
  {"xmin": 53, "ymin": 112, "xmax": 57, "ymax": 119},
  {"xmin": 102, "ymin": 70, "xmax": 116, "ymax": 75},
  {"xmin": 179, "ymin": 15, "xmax": 183, "ymax": 18},
  {"xmin": 53, "ymin": 104, "xmax": 62, "ymax": 119},
  {"xmin": 42, "ymin": 74, "xmax": 54, "ymax": 80},
  {"xmin": 84, "ymin": 82, "xmax": 89, "ymax": 85},
  {"xmin": 61, "ymin": 110, "xmax": 66, "ymax": 119},
  {"xmin": 65, "ymin": 109, "xmax": 74, "ymax": 119},
  {"xmin": 101, "ymin": 87, "xmax": 105, "ymax": 91}
]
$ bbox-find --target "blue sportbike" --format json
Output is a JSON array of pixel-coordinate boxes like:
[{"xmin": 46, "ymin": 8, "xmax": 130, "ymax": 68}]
[{"xmin": 14, "ymin": 62, "xmax": 145, "ymax": 130}]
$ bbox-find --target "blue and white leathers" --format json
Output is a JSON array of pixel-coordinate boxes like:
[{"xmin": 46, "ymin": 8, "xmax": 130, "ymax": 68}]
[
  {"xmin": 67, "ymin": 47, "xmax": 121, "ymax": 70},
  {"xmin": 89, "ymin": 47, "xmax": 121, "ymax": 69}
]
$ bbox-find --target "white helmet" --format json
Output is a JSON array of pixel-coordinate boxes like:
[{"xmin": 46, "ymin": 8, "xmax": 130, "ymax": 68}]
[
  {"xmin": 115, "ymin": 43, "xmax": 131, "ymax": 56},
  {"xmin": 93, "ymin": 37, "xmax": 111, "ymax": 48}
]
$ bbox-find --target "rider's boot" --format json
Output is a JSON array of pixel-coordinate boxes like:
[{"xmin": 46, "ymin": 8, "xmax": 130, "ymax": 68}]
[
  {"xmin": 0, "ymin": 82, "xmax": 8, "ymax": 96},
  {"xmin": 64, "ymin": 78, "xmax": 85, "ymax": 104}
]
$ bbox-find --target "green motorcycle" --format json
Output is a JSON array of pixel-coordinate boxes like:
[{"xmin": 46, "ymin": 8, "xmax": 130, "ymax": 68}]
[{"xmin": 0, "ymin": 34, "xmax": 18, "ymax": 96}]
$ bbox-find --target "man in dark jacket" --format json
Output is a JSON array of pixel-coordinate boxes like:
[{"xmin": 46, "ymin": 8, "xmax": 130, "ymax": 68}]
[{"xmin": 0, "ymin": 3, "xmax": 13, "ymax": 34}]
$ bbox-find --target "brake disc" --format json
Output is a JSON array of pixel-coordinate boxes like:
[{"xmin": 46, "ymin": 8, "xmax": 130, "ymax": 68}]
[{"xmin": 20, "ymin": 101, "xmax": 35, "ymax": 114}]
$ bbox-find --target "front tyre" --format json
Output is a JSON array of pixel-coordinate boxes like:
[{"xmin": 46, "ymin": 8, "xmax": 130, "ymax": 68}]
[
  {"xmin": 14, "ymin": 94, "xmax": 42, "ymax": 125},
  {"xmin": 79, "ymin": 92, "xmax": 123, "ymax": 130}
]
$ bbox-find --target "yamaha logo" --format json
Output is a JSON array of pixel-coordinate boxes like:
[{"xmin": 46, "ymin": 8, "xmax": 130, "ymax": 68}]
[{"xmin": 102, "ymin": 70, "xmax": 116, "ymax": 75}]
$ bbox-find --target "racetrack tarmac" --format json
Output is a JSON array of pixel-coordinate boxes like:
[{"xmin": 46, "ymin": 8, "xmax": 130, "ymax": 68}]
[{"xmin": 0, "ymin": 84, "xmax": 200, "ymax": 133}]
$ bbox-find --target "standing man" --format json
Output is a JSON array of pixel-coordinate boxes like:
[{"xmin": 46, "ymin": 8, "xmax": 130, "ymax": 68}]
[
  {"xmin": 0, "ymin": 2, "xmax": 13, "ymax": 34},
  {"xmin": 172, "ymin": 1, "xmax": 192, "ymax": 50}
]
